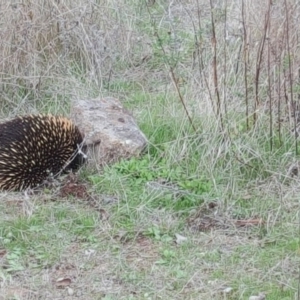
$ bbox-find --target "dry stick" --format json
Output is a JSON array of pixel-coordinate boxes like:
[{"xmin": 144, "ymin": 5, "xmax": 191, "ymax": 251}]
[
  {"xmin": 241, "ymin": 1, "xmax": 249, "ymax": 130},
  {"xmin": 222, "ymin": 0, "xmax": 228, "ymax": 119},
  {"xmin": 214, "ymin": 0, "xmax": 257, "ymax": 170},
  {"xmin": 180, "ymin": 2, "xmax": 214, "ymax": 132},
  {"xmin": 174, "ymin": 1, "xmax": 254, "ymax": 173},
  {"xmin": 209, "ymin": 0, "xmax": 224, "ymax": 131},
  {"xmin": 284, "ymin": 0, "xmax": 297, "ymax": 154},
  {"xmin": 298, "ymin": 82, "xmax": 300, "ymax": 300},
  {"xmin": 268, "ymin": 46, "xmax": 273, "ymax": 151},
  {"xmin": 299, "ymin": 68, "xmax": 300, "ymax": 104},
  {"xmin": 298, "ymin": 248, "xmax": 300, "ymax": 300},
  {"xmin": 235, "ymin": 44, "xmax": 243, "ymax": 75},
  {"xmin": 184, "ymin": 1, "xmax": 255, "ymax": 178},
  {"xmin": 267, "ymin": 8, "xmax": 272, "ymax": 151},
  {"xmin": 254, "ymin": 4, "xmax": 270, "ymax": 124},
  {"xmin": 199, "ymin": 46, "xmax": 217, "ymax": 120},
  {"xmin": 194, "ymin": 0, "xmax": 218, "ymax": 119},
  {"xmin": 145, "ymin": 3, "xmax": 196, "ymax": 132},
  {"xmin": 297, "ymin": 68, "xmax": 300, "ymax": 300},
  {"xmin": 283, "ymin": 69, "xmax": 289, "ymax": 111},
  {"xmin": 154, "ymin": 34, "xmax": 196, "ymax": 133},
  {"xmin": 168, "ymin": 67, "xmax": 196, "ymax": 132},
  {"xmin": 277, "ymin": 62, "xmax": 282, "ymax": 145},
  {"xmin": 222, "ymin": 0, "xmax": 233, "ymax": 211},
  {"xmin": 195, "ymin": 0, "xmax": 257, "ymax": 170},
  {"xmin": 275, "ymin": 29, "xmax": 283, "ymax": 146},
  {"xmin": 107, "ymin": 68, "xmax": 112, "ymax": 93}
]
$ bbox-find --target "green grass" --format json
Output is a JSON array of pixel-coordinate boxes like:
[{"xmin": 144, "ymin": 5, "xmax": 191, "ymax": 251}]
[
  {"xmin": 0, "ymin": 0, "xmax": 300, "ymax": 299},
  {"xmin": 88, "ymin": 155, "xmax": 212, "ymax": 214},
  {"xmin": 1, "ymin": 111, "xmax": 299, "ymax": 300},
  {"xmin": 0, "ymin": 203, "xmax": 99, "ymax": 272},
  {"xmin": 2, "ymin": 106, "xmax": 298, "ymax": 298}
]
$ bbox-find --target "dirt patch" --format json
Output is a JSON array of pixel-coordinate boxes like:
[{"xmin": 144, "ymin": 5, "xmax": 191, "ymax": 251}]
[
  {"xmin": 123, "ymin": 234, "xmax": 160, "ymax": 271},
  {"xmin": 187, "ymin": 202, "xmax": 264, "ymax": 232}
]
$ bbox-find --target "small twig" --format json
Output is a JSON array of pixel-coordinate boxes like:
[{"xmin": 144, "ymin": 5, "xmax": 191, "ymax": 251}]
[
  {"xmin": 55, "ymin": 139, "xmax": 89, "ymax": 178},
  {"xmin": 267, "ymin": 4, "xmax": 272, "ymax": 151},
  {"xmin": 223, "ymin": 0, "xmax": 228, "ymax": 119},
  {"xmin": 145, "ymin": 3, "xmax": 196, "ymax": 132},
  {"xmin": 209, "ymin": 0, "xmax": 224, "ymax": 130},
  {"xmin": 277, "ymin": 56, "xmax": 282, "ymax": 145},
  {"xmin": 284, "ymin": 0, "xmax": 297, "ymax": 154},
  {"xmin": 168, "ymin": 68, "xmax": 197, "ymax": 132},
  {"xmin": 191, "ymin": 0, "xmax": 218, "ymax": 119},
  {"xmin": 254, "ymin": 3, "xmax": 270, "ymax": 124},
  {"xmin": 242, "ymin": 1, "xmax": 249, "ymax": 130}
]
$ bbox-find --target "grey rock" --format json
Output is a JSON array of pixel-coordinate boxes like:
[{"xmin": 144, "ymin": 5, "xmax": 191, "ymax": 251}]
[{"xmin": 71, "ymin": 97, "xmax": 148, "ymax": 166}]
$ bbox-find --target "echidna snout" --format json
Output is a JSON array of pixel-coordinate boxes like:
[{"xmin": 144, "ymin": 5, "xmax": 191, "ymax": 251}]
[{"xmin": 0, "ymin": 114, "xmax": 86, "ymax": 191}]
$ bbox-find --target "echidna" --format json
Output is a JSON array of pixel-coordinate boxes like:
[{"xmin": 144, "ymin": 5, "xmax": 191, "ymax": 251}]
[{"xmin": 0, "ymin": 114, "xmax": 86, "ymax": 191}]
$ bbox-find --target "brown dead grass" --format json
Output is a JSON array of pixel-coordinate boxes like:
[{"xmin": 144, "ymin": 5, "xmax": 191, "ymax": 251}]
[{"xmin": 0, "ymin": 0, "xmax": 300, "ymax": 299}]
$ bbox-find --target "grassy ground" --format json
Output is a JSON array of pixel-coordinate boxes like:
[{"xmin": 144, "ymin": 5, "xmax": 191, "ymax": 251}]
[{"xmin": 0, "ymin": 0, "xmax": 300, "ymax": 299}]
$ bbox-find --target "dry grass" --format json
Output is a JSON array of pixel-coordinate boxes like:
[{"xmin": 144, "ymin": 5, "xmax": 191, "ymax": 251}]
[{"xmin": 0, "ymin": 0, "xmax": 300, "ymax": 299}]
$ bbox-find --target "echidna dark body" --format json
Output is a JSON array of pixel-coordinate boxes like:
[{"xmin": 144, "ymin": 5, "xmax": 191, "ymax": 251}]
[{"xmin": 0, "ymin": 114, "xmax": 85, "ymax": 191}]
